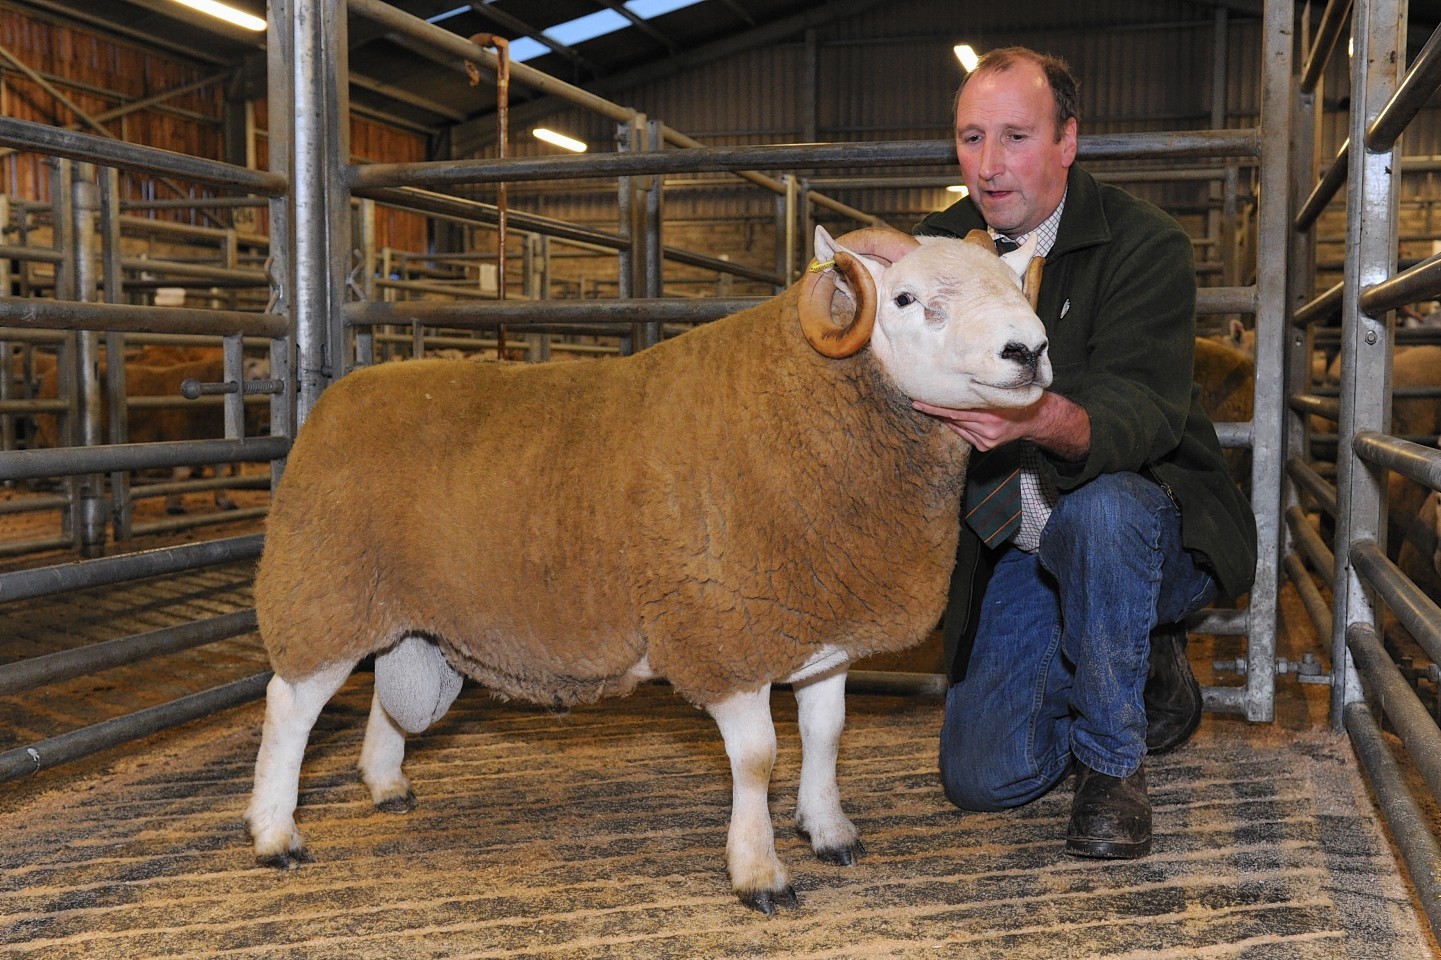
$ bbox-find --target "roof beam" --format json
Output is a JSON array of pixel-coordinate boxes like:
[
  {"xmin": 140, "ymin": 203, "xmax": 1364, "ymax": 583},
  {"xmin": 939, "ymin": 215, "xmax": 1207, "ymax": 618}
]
[{"xmin": 453, "ymin": 0, "xmax": 893, "ymax": 154}]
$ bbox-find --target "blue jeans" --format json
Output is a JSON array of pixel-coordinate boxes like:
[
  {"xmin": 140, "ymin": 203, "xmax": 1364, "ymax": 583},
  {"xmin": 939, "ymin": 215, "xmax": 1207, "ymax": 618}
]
[{"xmin": 939, "ymin": 472, "xmax": 1218, "ymax": 811}]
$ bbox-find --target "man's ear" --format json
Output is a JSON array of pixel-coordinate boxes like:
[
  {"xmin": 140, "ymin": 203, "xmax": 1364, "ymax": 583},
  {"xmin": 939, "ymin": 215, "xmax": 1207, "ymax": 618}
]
[{"xmin": 1060, "ymin": 116, "xmax": 1078, "ymax": 167}]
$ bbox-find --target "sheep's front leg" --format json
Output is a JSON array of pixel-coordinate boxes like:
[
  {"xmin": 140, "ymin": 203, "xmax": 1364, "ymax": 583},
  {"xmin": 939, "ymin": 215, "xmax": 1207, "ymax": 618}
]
[
  {"xmin": 707, "ymin": 684, "xmax": 795, "ymax": 914},
  {"xmin": 246, "ymin": 660, "xmax": 354, "ymax": 869},
  {"xmin": 793, "ymin": 668, "xmax": 863, "ymax": 865},
  {"xmin": 359, "ymin": 689, "xmax": 416, "ymax": 813}
]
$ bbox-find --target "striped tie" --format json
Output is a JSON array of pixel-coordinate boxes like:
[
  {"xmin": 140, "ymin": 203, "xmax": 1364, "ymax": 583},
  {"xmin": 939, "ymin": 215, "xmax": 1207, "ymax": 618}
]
[{"xmin": 965, "ymin": 443, "xmax": 1022, "ymax": 548}]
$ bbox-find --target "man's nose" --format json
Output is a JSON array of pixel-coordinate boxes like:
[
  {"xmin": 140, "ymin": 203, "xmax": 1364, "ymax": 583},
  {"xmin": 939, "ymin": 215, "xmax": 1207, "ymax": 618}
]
[{"xmin": 978, "ymin": 139, "xmax": 1003, "ymax": 179}]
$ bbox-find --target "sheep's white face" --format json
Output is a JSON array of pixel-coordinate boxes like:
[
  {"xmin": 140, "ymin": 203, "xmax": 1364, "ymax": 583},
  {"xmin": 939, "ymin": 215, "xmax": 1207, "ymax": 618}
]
[{"xmin": 819, "ymin": 232, "xmax": 1052, "ymax": 409}]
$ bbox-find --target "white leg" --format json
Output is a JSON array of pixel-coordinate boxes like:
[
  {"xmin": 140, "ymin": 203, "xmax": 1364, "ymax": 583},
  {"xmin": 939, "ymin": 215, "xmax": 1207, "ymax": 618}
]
[
  {"xmin": 359, "ymin": 688, "xmax": 416, "ymax": 813},
  {"xmin": 793, "ymin": 667, "xmax": 863, "ymax": 865},
  {"xmin": 246, "ymin": 660, "xmax": 355, "ymax": 868},
  {"xmin": 707, "ymin": 684, "xmax": 795, "ymax": 914}
]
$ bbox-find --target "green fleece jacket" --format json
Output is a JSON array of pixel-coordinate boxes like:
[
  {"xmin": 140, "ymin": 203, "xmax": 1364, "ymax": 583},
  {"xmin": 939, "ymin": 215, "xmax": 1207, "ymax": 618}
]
[{"xmin": 916, "ymin": 165, "xmax": 1257, "ymax": 681}]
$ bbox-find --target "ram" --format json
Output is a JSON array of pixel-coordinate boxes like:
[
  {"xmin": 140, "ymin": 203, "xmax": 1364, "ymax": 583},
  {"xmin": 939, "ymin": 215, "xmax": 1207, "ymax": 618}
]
[{"xmin": 246, "ymin": 228, "xmax": 1051, "ymax": 913}]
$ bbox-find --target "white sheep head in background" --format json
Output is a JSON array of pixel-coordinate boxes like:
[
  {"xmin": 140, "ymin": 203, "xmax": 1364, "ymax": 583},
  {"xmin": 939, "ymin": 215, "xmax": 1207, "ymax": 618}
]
[{"xmin": 798, "ymin": 225, "xmax": 1051, "ymax": 408}]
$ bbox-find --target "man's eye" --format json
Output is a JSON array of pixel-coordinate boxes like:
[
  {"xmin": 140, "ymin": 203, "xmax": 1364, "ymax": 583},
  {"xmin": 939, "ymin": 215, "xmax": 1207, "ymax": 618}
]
[{"xmin": 894, "ymin": 292, "xmax": 917, "ymax": 307}]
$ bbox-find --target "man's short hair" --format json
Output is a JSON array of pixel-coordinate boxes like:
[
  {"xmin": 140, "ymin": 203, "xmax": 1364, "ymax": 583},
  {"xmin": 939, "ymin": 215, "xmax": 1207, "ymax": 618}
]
[{"xmin": 954, "ymin": 46, "xmax": 1081, "ymax": 140}]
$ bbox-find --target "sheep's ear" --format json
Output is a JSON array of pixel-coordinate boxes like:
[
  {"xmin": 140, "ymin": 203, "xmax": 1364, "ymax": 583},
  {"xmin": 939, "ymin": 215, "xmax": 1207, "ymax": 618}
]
[
  {"xmin": 813, "ymin": 225, "xmax": 839, "ymax": 264},
  {"xmin": 1228, "ymin": 317, "xmax": 1246, "ymax": 345}
]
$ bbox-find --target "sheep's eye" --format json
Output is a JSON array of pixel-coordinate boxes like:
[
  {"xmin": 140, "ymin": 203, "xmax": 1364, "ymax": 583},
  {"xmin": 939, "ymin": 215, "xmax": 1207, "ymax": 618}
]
[{"xmin": 894, "ymin": 292, "xmax": 917, "ymax": 308}]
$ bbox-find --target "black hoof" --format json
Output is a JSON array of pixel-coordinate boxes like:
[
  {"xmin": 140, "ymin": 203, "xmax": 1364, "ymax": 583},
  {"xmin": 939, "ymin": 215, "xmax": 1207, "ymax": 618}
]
[
  {"xmin": 375, "ymin": 789, "xmax": 417, "ymax": 814},
  {"xmin": 257, "ymin": 847, "xmax": 311, "ymax": 870},
  {"xmin": 815, "ymin": 840, "xmax": 865, "ymax": 866},
  {"xmin": 738, "ymin": 885, "xmax": 798, "ymax": 915}
]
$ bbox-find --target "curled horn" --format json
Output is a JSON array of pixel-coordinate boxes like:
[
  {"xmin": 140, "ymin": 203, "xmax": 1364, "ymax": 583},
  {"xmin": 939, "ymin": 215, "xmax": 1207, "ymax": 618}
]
[
  {"xmin": 1023, "ymin": 257, "xmax": 1044, "ymax": 311},
  {"xmin": 963, "ymin": 229, "xmax": 995, "ymax": 251},
  {"xmin": 799, "ymin": 249, "xmax": 878, "ymax": 358}
]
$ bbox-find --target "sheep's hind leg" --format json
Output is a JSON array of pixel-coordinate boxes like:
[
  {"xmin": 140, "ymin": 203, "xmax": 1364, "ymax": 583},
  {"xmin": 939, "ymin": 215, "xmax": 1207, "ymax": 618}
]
[
  {"xmin": 246, "ymin": 659, "xmax": 355, "ymax": 869},
  {"xmin": 792, "ymin": 667, "xmax": 863, "ymax": 865},
  {"xmin": 359, "ymin": 688, "xmax": 416, "ymax": 813},
  {"xmin": 707, "ymin": 684, "xmax": 796, "ymax": 914}
]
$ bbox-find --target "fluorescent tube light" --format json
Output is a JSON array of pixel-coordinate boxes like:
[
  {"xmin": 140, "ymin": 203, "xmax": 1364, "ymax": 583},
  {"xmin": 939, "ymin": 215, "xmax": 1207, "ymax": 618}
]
[
  {"xmin": 168, "ymin": 0, "xmax": 266, "ymax": 31},
  {"xmin": 954, "ymin": 44, "xmax": 979, "ymax": 72},
  {"xmin": 946, "ymin": 185, "xmax": 969, "ymax": 197},
  {"xmin": 533, "ymin": 128, "xmax": 587, "ymax": 153}
]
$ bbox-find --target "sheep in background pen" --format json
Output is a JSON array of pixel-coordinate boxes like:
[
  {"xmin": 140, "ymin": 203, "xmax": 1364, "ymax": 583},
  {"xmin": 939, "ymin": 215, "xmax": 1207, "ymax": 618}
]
[{"xmin": 246, "ymin": 227, "xmax": 1052, "ymax": 913}]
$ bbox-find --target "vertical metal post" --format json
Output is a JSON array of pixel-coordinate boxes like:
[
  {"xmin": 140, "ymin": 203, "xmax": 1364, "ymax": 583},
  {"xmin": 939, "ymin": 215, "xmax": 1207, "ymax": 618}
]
[
  {"xmin": 50, "ymin": 160, "xmax": 78, "ymax": 545},
  {"xmin": 291, "ymin": 0, "xmax": 352, "ymax": 424},
  {"xmin": 98, "ymin": 167, "xmax": 132, "ymax": 541},
  {"xmin": 71, "ymin": 164, "xmax": 108, "ymax": 556},
  {"xmin": 1244, "ymin": 0, "xmax": 1295, "ymax": 722},
  {"xmin": 524, "ymin": 233, "xmax": 550, "ymax": 362},
  {"xmin": 617, "ymin": 112, "xmax": 644, "ymax": 355},
  {"xmin": 266, "ymin": 0, "xmax": 297, "ymax": 474},
  {"xmin": 1286, "ymin": 9, "xmax": 1322, "ymax": 525},
  {"xmin": 1208, "ymin": 6, "xmax": 1229, "ymax": 286},
  {"xmin": 639, "ymin": 118, "xmax": 664, "ymax": 349},
  {"xmin": 1331, "ymin": 0, "xmax": 1403, "ymax": 725},
  {"xmin": 0, "ymin": 194, "xmax": 12, "ymax": 454},
  {"xmin": 354, "ymin": 198, "xmax": 376, "ymax": 367},
  {"xmin": 783, "ymin": 174, "xmax": 800, "ymax": 285}
]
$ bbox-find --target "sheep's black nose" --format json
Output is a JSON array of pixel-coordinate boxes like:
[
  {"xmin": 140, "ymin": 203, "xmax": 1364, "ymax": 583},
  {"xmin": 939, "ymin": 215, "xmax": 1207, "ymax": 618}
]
[{"xmin": 1001, "ymin": 339, "xmax": 1048, "ymax": 373}]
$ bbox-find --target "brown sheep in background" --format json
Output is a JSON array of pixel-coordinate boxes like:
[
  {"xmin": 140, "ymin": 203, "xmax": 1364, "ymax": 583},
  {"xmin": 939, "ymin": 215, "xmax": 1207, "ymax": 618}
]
[{"xmin": 1193, "ymin": 336, "xmax": 1255, "ymax": 492}]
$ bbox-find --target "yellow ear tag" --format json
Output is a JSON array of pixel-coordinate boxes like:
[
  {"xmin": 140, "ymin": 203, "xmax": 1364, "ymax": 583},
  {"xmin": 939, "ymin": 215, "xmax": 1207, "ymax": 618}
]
[{"xmin": 808, "ymin": 259, "xmax": 836, "ymax": 273}]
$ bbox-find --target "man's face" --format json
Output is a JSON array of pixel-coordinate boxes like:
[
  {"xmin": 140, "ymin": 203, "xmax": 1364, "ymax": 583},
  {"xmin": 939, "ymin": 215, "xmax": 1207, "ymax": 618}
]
[{"xmin": 954, "ymin": 61, "xmax": 1077, "ymax": 236}]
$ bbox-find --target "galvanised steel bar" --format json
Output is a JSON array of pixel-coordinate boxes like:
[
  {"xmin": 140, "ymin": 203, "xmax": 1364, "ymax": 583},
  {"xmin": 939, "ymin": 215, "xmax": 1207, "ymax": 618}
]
[
  {"xmin": 0, "ymin": 118, "xmax": 286, "ymax": 196},
  {"xmin": 1351, "ymin": 539, "xmax": 1441, "ymax": 664},
  {"xmin": 1359, "ymin": 253, "xmax": 1441, "ymax": 317},
  {"xmin": 0, "ymin": 534, "xmax": 264, "ymax": 604},
  {"xmin": 1353, "ymin": 430, "xmax": 1441, "ymax": 490},
  {"xmin": 352, "ymin": 185, "xmax": 629, "ymax": 250},
  {"xmin": 1301, "ymin": 0, "xmax": 1354, "ymax": 93},
  {"xmin": 1293, "ymin": 280, "xmax": 1344, "ymax": 327},
  {"xmin": 1348, "ymin": 621, "xmax": 1441, "ymax": 800},
  {"xmin": 0, "ymin": 244, "xmax": 63, "ymax": 263},
  {"xmin": 350, "ymin": 131, "xmax": 1261, "ymax": 190},
  {"xmin": 1367, "ymin": 22, "xmax": 1441, "ymax": 151},
  {"xmin": 0, "ymin": 436, "xmax": 290, "ymax": 484},
  {"xmin": 0, "ymin": 673, "xmax": 272, "ymax": 783},
  {"xmin": 1344, "ymin": 700, "xmax": 1441, "ymax": 939},
  {"xmin": 0, "ymin": 609, "xmax": 258, "ymax": 696},
  {"xmin": 1289, "ymin": 393, "xmax": 1342, "ymax": 422},
  {"xmin": 1284, "ymin": 551, "xmax": 1333, "ymax": 640},
  {"xmin": 129, "ymin": 506, "xmax": 269, "ymax": 538},
  {"xmin": 1286, "ymin": 504, "xmax": 1336, "ymax": 580},
  {"xmin": 0, "ymin": 298, "xmax": 286, "ymax": 337},
  {"xmin": 345, "ymin": 297, "xmax": 765, "ymax": 328},
  {"xmin": 1330, "ymin": 0, "xmax": 1402, "ymax": 724},
  {"xmin": 1197, "ymin": 286, "xmax": 1258, "ymax": 315},
  {"xmin": 1287, "ymin": 455, "xmax": 1339, "ymax": 519},
  {"xmin": 1295, "ymin": 140, "xmax": 1349, "ymax": 231}
]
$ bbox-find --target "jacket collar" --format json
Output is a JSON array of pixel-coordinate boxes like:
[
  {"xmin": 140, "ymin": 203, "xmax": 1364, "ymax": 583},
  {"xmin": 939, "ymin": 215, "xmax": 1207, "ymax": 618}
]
[
  {"xmin": 931, "ymin": 165, "xmax": 1111, "ymax": 260},
  {"xmin": 1048, "ymin": 166, "xmax": 1110, "ymax": 259}
]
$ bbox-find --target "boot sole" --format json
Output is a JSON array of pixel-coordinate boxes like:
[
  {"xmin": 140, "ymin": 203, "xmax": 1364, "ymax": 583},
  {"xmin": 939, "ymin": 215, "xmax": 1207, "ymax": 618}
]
[{"xmin": 1064, "ymin": 835, "xmax": 1153, "ymax": 859}]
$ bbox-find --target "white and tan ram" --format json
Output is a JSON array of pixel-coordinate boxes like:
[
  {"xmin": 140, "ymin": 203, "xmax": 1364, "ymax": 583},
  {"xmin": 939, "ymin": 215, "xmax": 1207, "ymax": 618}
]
[{"xmin": 246, "ymin": 227, "xmax": 1051, "ymax": 913}]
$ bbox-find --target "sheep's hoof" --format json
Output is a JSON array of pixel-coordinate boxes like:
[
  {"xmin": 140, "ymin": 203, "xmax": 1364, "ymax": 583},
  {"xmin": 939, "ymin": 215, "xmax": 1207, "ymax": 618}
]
[
  {"xmin": 375, "ymin": 788, "xmax": 417, "ymax": 814},
  {"xmin": 737, "ymin": 885, "xmax": 798, "ymax": 915},
  {"xmin": 257, "ymin": 847, "xmax": 312, "ymax": 870},
  {"xmin": 797, "ymin": 825, "xmax": 865, "ymax": 866},
  {"xmin": 814, "ymin": 839, "xmax": 865, "ymax": 866}
]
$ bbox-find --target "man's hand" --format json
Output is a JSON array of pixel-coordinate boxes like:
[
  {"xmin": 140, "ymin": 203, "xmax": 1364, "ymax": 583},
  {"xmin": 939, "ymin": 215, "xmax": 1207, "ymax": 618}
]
[{"xmin": 914, "ymin": 390, "xmax": 1092, "ymax": 461}]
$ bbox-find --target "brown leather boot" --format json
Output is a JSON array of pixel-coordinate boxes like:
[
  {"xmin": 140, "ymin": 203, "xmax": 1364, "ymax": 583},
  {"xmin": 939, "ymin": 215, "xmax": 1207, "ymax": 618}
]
[
  {"xmin": 1065, "ymin": 762, "xmax": 1152, "ymax": 859},
  {"xmin": 1145, "ymin": 621, "xmax": 1203, "ymax": 754}
]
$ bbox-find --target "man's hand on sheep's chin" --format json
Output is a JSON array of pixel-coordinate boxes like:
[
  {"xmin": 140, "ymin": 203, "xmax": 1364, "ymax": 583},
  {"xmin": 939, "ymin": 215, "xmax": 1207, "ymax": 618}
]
[{"xmin": 913, "ymin": 391, "xmax": 1091, "ymax": 460}]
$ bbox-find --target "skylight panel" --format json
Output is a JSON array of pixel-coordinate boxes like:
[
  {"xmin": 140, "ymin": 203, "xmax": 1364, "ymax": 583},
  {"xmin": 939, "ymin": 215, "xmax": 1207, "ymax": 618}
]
[{"xmin": 503, "ymin": 0, "xmax": 708, "ymax": 63}]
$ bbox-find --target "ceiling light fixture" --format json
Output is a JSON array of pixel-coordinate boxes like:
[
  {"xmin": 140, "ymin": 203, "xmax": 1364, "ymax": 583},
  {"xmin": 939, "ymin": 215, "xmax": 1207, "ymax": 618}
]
[
  {"xmin": 953, "ymin": 44, "xmax": 979, "ymax": 72},
  {"xmin": 168, "ymin": 0, "xmax": 266, "ymax": 31},
  {"xmin": 533, "ymin": 128, "xmax": 588, "ymax": 153},
  {"xmin": 946, "ymin": 185, "xmax": 970, "ymax": 197}
]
